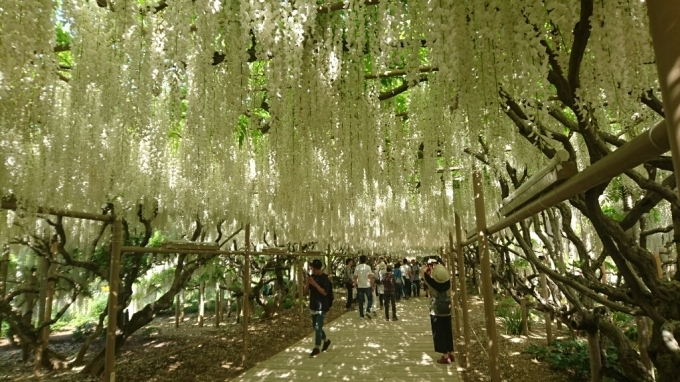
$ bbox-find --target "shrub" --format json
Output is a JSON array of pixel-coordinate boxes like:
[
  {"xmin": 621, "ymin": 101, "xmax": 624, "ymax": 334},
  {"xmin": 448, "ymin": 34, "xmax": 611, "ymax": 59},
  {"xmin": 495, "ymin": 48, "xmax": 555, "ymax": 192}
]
[
  {"xmin": 500, "ymin": 307, "xmax": 526, "ymax": 335},
  {"xmin": 495, "ymin": 296, "xmax": 517, "ymax": 318},
  {"xmin": 624, "ymin": 325, "xmax": 638, "ymax": 342},
  {"xmin": 72, "ymin": 322, "xmax": 98, "ymax": 342},
  {"xmin": 524, "ymin": 338, "xmax": 622, "ymax": 381}
]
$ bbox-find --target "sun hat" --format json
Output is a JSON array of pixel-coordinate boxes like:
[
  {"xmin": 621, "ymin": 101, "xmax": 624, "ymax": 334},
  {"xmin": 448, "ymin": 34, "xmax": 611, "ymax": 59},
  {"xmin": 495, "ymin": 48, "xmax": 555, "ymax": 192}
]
[{"xmin": 431, "ymin": 264, "xmax": 450, "ymax": 283}]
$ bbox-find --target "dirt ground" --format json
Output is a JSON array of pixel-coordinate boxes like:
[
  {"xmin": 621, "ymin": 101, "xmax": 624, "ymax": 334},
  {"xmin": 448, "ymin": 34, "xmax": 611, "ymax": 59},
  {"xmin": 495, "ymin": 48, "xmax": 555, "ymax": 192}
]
[
  {"xmin": 459, "ymin": 296, "xmax": 575, "ymax": 382},
  {"xmin": 2, "ymin": 292, "xmax": 576, "ymax": 381},
  {"xmin": 0, "ymin": 298, "xmax": 346, "ymax": 382}
]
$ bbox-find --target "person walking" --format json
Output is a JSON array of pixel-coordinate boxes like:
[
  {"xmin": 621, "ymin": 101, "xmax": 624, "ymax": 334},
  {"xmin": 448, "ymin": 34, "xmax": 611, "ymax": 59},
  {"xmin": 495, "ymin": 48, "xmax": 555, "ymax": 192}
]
[
  {"xmin": 382, "ymin": 264, "xmax": 398, "ymax": 321},
  {"xmin": 343, "ymin": 258, "xmax": 355, "ymax": 311},
  {"xmin": 410, "ymin": 259, "xmax": 421, "ymax": 297},
  {"xmin": 422, "ymin": 263, "xmax": 455, "ymax": 364},
  {"xmin": 375, "ymin": 260, "xmax": 386, "ymax": 308},
  {"xmin": 353, "ymin": 255, "xmax": 374, "ymax": 319},
  {"xmin": 305, "ymin": 259, "xmax": 333, "ymax": 357},
  {"xmin": 393, "ymin": 262, "xmax": 403, "ymax": 301},
  {"xmin": 401, "ymin": 259, "xmax": 412, "ymax": 300}
]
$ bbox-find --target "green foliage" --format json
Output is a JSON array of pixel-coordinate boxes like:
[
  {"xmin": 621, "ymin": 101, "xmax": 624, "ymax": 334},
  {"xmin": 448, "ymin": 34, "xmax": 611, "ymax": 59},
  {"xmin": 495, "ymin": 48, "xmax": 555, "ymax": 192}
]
[
  {"xmin": 611, "ymin": 311, "xmax": 633, "ymax": 326},
  {"xmin": 649, "ymin": 208, "xmax": 662, "ymax": 223},
  {"xmin": 56, "ymin": 23, "xmax": 71, "ymax": 46},
  {"xmin": 52, "ymin": 295, "xmax": 108, "ymax": 332},
  {"xmin": 72, "ymin": 322, "xmax": 103, "ymax": 342},
  {"xmin": 495, "ymin": 296, "xmax": 516, "ymax": 317},
  {"xmin": 624, "ymin": 325, "xmax": 638, "ymax": 342},
  {"xmin": 524, "ymin": 339, "xmax": 622, "ymax": 381},
  {"xmin": 511, "ymin": 258, "xmax": 530, "ymax": 269},
  {"xmin": 500, "ymin": 307, "xmax": 526, "ymax": 335},
  {"xmin": 601, "ymin": 205, "xmax": 624, "ymax": 222},
  {"xmin": 1, "ymin": 321, "xmax": 9, "ymax": 337}
]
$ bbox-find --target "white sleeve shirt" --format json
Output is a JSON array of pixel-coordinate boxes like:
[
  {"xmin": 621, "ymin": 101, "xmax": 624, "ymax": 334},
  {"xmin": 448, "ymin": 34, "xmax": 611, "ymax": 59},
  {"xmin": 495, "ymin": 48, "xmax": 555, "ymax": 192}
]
[
  {"xmin": 401, "ymin": 264, "xmax": 411, "ymax": 279},
  {"xmin": 354, "ymin": 263, "xmax": 373, "ymax": 288}
]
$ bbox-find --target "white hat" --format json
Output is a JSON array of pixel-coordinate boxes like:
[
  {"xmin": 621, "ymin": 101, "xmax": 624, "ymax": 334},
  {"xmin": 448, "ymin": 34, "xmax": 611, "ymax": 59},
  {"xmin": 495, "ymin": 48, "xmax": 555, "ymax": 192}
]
[{"xmin": 431, "ymin": 264, "xmax": 450, "ymax": 283}]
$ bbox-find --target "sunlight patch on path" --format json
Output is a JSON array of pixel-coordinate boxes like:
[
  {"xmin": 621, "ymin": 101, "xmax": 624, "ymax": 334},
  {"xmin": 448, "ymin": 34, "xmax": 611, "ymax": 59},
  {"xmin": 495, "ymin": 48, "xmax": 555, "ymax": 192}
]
[{"xmin": 233, "ymin": 297, "xmax": 463, "ymax": 382}]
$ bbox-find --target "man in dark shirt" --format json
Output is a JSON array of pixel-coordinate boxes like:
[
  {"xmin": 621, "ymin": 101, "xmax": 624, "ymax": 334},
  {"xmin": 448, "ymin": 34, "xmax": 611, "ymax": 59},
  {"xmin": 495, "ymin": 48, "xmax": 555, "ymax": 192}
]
[
  {"xmin": 382, "ymin": 265, "xmax": 398, "ymax": 321},
  {"xmin": 305, "ymin": 259, "xmax": 332, "ymax": 357}
]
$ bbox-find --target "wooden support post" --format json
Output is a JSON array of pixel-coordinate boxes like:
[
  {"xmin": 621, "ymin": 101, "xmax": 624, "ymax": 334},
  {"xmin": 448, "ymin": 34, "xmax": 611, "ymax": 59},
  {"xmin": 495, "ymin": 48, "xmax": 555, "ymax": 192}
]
[
  {"xmin": 654, "ymin": 253, "xmax": 663, "ymax": 279},
  {"xmin": 636, "ymin": 316, "xmax": 653, "ymax": 376},
  {"xmin": 34, "ymin": 256, "xmax": 48, "ymax": 374},
  {"xmin": 298, "ymin": 243, "xmax": 304, "ymax": 322},
  {"xmin": 647, "ymin": 0, "xmax": 680, "ymax": 244},
  {"xmin": 587, "ymin": 330, "xmax": 603, "ymax": 382},
  {"xmin": 198, "ymin": 280, "xmax": 205, "ymax": 327},
  {"xmin": 455, "ymin": 212, "xmax": 471, "ymax": 369},
  {"xmin": 215, "ymin": 282, "xmax": 221, "ymax": 328},
  {"xmin": 104, "ymin": 217, "xmax": 123, "ymax": 382},
  {"xmin": 520, "ymin": 297, "xmax": 529, "ymax": 336},
  {"xmin": 327, "ymin": 244, "xmax": 332, "ymax": 283},
  {"xmin": 540, "ymin": 269, "xmax": 553, "ymax": 345},
  {"xmin": 448, "ymin": 232, "xmax": 461, "ymax": 338},
  {"xmin": 0, "ymin": 244, "xmax": 8, "ymax": 300},
  {"xmin": 472, "ymin": 170, "xmax": 501, "ymax": 382},
  {"xmin": 242, "ymin": 223, "xmax": 251, "ymax": 364},
  {"xmin": 175, "ymin": 293, "xmax": 182, "ymax": 328}
]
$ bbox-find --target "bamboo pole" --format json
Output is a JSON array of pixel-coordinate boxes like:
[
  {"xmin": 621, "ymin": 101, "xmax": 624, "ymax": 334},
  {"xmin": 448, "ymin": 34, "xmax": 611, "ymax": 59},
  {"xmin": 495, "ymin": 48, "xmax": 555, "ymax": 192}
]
[
  {"xmin": 215, "ymin": 282, "xmax": 221, "ymax": 328},
  {"xmin": 242, "ymin": 223, "xmax": 251, "ymax": 364},
  {"xmin": 0, "ymin": 244, "xmax": 8, "ymax": 300},
  {"xmin": 34, "ymin": 255, "xmax": 48, "ymax": 374},
  {"xmin": 455, "ymin": 212, "xmax": 471, "ymax": 369},
  {"xmin": 448, "ymin": 232, "xmax": 461, "ymax": 338},
  {"xmin": 175, "ymin": 293, "xmax": 182, "ymax": 328},
  {"xmin": 0, "ymin": 201, "xmax": 112, "ymax": 222},
  {"xmin": 540, "ymin": 269, "xmax": 553, "ymax": 345},
  {"xmin": 647, "ymin": 2, "xmax": 680, "ymax": 242},
  {"xmin": 43, "ymin": 247, "xmax": 55, "ymax": 344},
  {"xmin": 104, "ymin": 217, "xmax": 123, "ymax": 382},
  {"xmin": 327, "ymin": 244, "xmax": 332, "ymax": 282},
  {"xmin": 198, "ymin": 280, "xmax": 205, "ymax": 327},
  {"xmin": 298, "ymin": 243, "xmax": 304, "ymax": 322},
  {"xmin": 587, "ymin": 330, "xmax": 603, "ymax": 382},
  {"xmin": 520, "ymin": 297, "xmax": 529, "ymax": 336},
  {"xmin": 461, "ymin": 120, "xmax": 670, "ymax": 247},
  {"xmin": 472, "ymin": 169, "xmax": 501, "ymax": 382}
]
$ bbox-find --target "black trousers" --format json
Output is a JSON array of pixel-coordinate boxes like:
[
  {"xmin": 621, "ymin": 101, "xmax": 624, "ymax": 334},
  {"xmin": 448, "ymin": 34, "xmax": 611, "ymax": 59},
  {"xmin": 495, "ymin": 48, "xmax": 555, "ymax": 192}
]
[
  {"xmin": 384, "ymin": 292, "xmax": 397, "ymax": 319},
  {"xmin": 345, "ymin": 284, "xmax": 354, "ymax": 309}
]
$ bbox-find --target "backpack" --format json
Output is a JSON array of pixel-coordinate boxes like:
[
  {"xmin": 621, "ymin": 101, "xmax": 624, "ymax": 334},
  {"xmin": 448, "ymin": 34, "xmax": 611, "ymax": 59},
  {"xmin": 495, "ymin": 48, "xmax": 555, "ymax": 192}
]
[
  {"xmin": 433, "ymin": 292, "xmax": 451, "ymax": 315},
  {"xmin": 393, "ymin": 268, "xmax": 403, "ymax": 284},
  {"xmin": 374, "ymin": 270, "xmax": 383, "ymax": 285}
]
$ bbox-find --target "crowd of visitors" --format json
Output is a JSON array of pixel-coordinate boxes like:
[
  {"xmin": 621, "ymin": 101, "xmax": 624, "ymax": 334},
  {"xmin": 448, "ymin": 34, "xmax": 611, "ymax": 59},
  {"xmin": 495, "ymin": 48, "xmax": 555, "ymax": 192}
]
[{"xmin": 306, "ymin": 255, "xmax": 454, "ymax": 364}]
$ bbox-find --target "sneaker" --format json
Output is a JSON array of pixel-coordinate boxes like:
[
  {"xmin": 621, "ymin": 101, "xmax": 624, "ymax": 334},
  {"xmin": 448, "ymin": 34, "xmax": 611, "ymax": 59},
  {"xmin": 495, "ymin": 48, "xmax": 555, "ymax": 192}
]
[
  {"xmin": 365, "ymin": 313, "xmax": 372, "ymax": 320},
  {"xmin": 437, "ymin": 355, "xmax": 451, "ymax": 364},
  {"xmin": 385, "ymin": 318, "xmax": 390, "ymax": 321},
  {"xmin": 391, "ymin": 317, "xmax": 398, "ymax": 321},
  {"xmin": 310, "ymin": 348, "xmax": 320, "ymax": 358},
  {"xmin": 322, "ymin": 340, "xmax": 331, "ymax": 352}
]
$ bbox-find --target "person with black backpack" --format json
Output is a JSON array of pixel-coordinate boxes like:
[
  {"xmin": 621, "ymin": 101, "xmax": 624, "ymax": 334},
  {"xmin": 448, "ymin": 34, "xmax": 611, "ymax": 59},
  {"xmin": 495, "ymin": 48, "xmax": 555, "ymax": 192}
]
[
  {"xmin": 306, "ymin": 259, "xmax": 333, "ymax": 357},
  {"xmin": 422, "ymin": 262, "xmax": 454, "ymax": 364}
]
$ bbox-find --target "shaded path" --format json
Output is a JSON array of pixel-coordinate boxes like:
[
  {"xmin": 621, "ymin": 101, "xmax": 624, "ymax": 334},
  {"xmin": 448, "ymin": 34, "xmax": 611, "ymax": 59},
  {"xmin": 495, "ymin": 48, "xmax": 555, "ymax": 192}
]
[{"xmin": 234, "ymin": 297, "xmax": 462, "ymax": 381}]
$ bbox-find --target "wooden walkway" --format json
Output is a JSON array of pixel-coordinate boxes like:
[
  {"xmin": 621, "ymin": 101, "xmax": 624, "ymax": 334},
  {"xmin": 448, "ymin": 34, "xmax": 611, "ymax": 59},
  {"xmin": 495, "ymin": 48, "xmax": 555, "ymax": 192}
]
[{"xmin": 234, "ymin": 297, "xmax": 463, "ymax": 381}]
